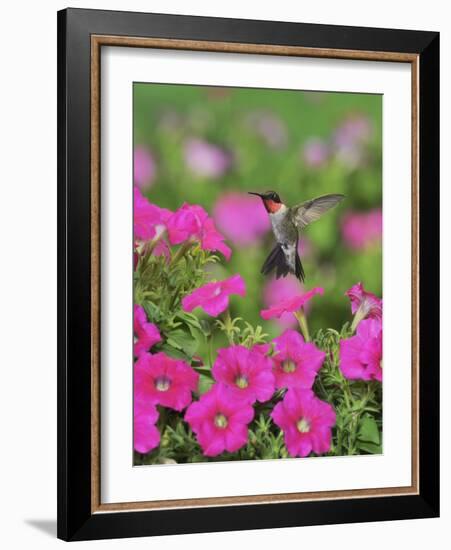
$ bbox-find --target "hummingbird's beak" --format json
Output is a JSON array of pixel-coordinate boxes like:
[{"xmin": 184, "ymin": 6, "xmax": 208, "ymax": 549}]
[{"xmin": 248, "ymin": 192, "xmax": 263, "ymax": 198}]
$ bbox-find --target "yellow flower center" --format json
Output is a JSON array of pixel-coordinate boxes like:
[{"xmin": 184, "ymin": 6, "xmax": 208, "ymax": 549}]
[
  {"xmin": 235, "ymin": 375, "xmax": 249, "ymax": 389},
  {"xmin": 214, "ymin": 413, "xmax": 228, "ymax": 429},
  {"xmin": 296, "ymin": 418, "xmax": 310, "ymax": 433},
  {"xmin": 282, "ymin": 360, "xmax": 297, "ymax": 373},
  {"xmin": 155, "ymin": 376, "xmax": 171, "ymax": 392}
]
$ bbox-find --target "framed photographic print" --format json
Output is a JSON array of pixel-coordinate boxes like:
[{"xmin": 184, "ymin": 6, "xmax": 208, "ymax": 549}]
[{"xmin": 57, "ymin": 8, "xmax": 439, "ymax": 541}]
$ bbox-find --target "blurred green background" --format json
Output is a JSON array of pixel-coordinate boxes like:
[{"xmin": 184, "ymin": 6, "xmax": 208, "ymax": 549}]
[{"xmin": 134, "ymin": 83, "xmax": 382, "ymax": 338}]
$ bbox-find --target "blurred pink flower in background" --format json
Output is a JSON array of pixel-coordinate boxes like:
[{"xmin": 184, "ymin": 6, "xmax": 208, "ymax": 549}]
[
  {"xmin": 332, "ymin": 114, "xmax": 373, "ymax": 169},
  {"xmin": 302, "ymin": 137, "xmax": 330, "ymax": 168},
  {"xmin": 263, "ymin": 277, "xmax": 303, "ymax": 328},
  {"xmin": 182, "ymin": 274, "xmax": 246, "ymax": 317},
  {"xmin": 340, "ymin": 318, "xmax": 382, "ymax": 382},
  {"xmin": 167, "ymin": 203, "xmax": 232, "ymax": 260},
  {"xmin": 213, "ymin": 192, "xmax": 270, "ymax": 247},
  {"xmin": 185, "ymin": 384, "xmax": 254, "ymax": 457},
  {"xmin": 134, "ymin": 146, "xmax": 157, "ymax": 189},
  {"xmin": 133, "ymin": 305, "xmax": 162, "ymax": 358},
  {"xmin": 134, "ymin": 399, "xmax": 160, "ymax": 454},
  {"xmin": 271, "ymin": 388, "xmax": 336, "ymax": 457},
  {"xmin": 341, "ymin": 209, "xmax": 382, "ymax": 250},
  {"xmin": 246, "ymin": 110, "xmax": 288, "ymax": 149},
  {"xmin": 184, "ymin": 138, "xmax": 232, "ymax": 179}
]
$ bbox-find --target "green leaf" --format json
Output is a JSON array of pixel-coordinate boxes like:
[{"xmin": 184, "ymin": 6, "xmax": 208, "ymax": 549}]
[
  {"xmin": 166, "ymin": 328, "xmax": 199, "ymax": 357},
  {"xmin": 358, "ymin": 441, "xmax": 382, "ymax": 454},
  {"xmin": 198, "ymin": 374, "xmax": 214, "ymax": 394},
  {"xmin": 358, "ymin": 415, "xmax": 380, "ymax": 444},
  {"xmin": 160, "ymin": 343, "xmax": 191, "ymax": 362}
]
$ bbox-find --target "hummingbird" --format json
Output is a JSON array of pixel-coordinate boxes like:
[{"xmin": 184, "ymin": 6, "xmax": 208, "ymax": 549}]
[{"xmin": 248, "ymin": 191, "xmax": 344, "ymax": 282}]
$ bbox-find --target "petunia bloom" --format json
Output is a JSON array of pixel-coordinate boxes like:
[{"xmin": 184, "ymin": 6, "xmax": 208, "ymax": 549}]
[
  {"xmin": 134, "ymin": 146, "xmax": 157, "ymax": 189},
  {"xmin": 341, "ymin": 209, "xmax": 382, "ymax": 251},
  {"xmin": 185, "ymin": 384, "xmax": 254, "ymax": 457},
  {"xmin": 271, "ymin": 388, "xmax": 336, "ymax": 457},
  {"xmin": 272, "ymin": 330, "xmax": 325, "ymax": 390},
  {"xmin": 167, "ymin": 203, "xmax": 232, "ymax": 260},
  {"xmin": 184, "ymin": 138, "xmax": 232, "ymax": 179},
  {"xmin": 246, "ymin": 110, "xmax": 288, "ymax": 149},
  {"xmin": 134, "ymin": 399, "xmax": 160, "ymax": 454},
  {"xmin": 134, "ymin": 305, "xmax": 162, "ymax": 358},
  {"xmin": 261, "ymin": 287, "xmax": 324, "ymax": 321},
  {"xmin": 340, "ymin": 318, "xmax": 382, "ymax": 382},
  {"xmin": 332, "ymin": 114, "xmax": 373, "ymax": 169},
  {"xmin": 133, "ymin": 187, "xmax": 171, "ymax": 242},
  {"xmin": 134, "ymin": 352, "xmax": 199, "ymax": 411},
  {"xmin": 263, "ymin": 276, "xmax": 304, "ymax": 329},
  {"xmin": 213, "ymin": 192, "xmax": 271, "ymax": 247},
  {"xmin": 212, "ymin": 345, "xmax": 275, "ymax": 404},
  {"xmin": 346, "ymin": 282, "xmax": 382, "ymax": 330},
  {"xmin": 182, "ymin": 274, "xmax": 246, "ymax": 317}
]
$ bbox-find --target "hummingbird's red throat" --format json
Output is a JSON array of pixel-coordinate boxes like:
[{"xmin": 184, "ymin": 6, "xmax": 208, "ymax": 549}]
[{"xmin": 264, "ymin": 199, "xmax": 283, "ymax": 213}]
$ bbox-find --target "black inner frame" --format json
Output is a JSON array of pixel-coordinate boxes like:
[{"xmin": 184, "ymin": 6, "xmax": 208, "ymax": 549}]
[{"xmin": 57, "ymin": 8, "xmax": 439, "ymax": 541}]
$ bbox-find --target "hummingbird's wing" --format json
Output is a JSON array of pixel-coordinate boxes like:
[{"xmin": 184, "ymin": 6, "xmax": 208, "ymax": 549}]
[{"xmin": 291, "ymin": 194, "xmax": 344, "ymax": 229}]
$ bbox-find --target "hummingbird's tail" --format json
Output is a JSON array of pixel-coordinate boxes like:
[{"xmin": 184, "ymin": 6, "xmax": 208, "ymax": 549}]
[{"xmin": 261, "ymin": 243, "xmax": 305, "ymax": 282}]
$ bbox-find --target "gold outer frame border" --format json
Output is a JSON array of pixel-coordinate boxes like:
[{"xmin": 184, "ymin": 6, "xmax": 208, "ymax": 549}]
[{"xmin": 90, "ymin": 35, "xmax": 420, "ymax": 514}]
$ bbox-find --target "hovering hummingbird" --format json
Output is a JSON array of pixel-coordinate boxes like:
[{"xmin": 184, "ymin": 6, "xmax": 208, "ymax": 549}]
[{"xmin": 248, "ymin": 191, "xmax": 344, "ymax": 282}]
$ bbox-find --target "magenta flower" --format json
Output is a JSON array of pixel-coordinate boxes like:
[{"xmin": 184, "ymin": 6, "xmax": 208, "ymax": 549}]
[
  {"xmin": 346, "ymin": 282, "xmax": 382, "ymax": 329},
  {"xmin": 213, "ymin": 192, "xmax": 270, "ymax": 246},
  {"xmin": 134, "ymin": 146, "xmax": 156, "ymax": 189},
  {"xmin": 185, "ymin": 384, "xmax": 254, "ymax": 457},
  {"xmin": 302, "ymin": 137, "xmax": 330, "ymax": 168},
  {"xmin": 212, "ymin": 345, "xmax": 275, "ymax": 404},
  {"xmin": 167, "ymin": 203, "xmax": 232, "ymax": 260},
  {"xmin": 272, "ymin": 330, "xmax": 325, "ymax": 390},
  {"xmin": 133, "ymin": 187, "xmax": 171, "ymax": 242},
  {"xmin": 184, "ymin": 138, "xmax": 232, "ymax": 179},
  {"xmin": 271, "ymin": 389, "xmax": 336, "ymax": 457},
  {"xmin": 340, "ymin": 319, "xmax": 382, "ymax": 382},
  {"xmin": 182, "ymin": 274, "xmax": 246, "ymax": 317},
  {"xmin": 134, "ymin": 399, "xmax": 160, "ymax": 454},
  {"xmin": 341, "ymin": 209, "xmax": 382, "ymax": 250},
  {"xmin": 263, "ymin": 277, "xmax": 304, "ymax": 328},
  {"xmin": 261, "ymin": 287, "xmax": 324, "ymax": 321},
  {"xmin": 134, "ymin": 352, "xmax": 199, "ymax": 411},
  {"xmin": 134, "ymin": 305, "xmax": 162, "ymax": 358}
]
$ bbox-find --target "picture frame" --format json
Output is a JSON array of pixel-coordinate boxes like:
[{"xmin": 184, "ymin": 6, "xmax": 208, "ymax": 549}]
[{"xmin": 57, "ymin": 7, "xmax": 439, "ymax": 541}]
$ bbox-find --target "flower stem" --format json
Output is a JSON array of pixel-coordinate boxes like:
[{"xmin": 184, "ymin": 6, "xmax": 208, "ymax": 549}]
[
  {"xmin": 170, "ymin": 241, "xmax": 193, "ymax": 265},
  {"xmin": 294, "ymin": 309, "xmax": 310, "ymax": 342}
]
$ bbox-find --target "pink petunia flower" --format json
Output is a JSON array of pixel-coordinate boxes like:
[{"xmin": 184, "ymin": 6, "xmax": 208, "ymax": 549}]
[
  {"xmin": 182, "ymin": 274, "xmax": 246, "ymax": 317},
  {"xmin": 134, "ymin": 399, "xmax": 160, "ymax": 454},
  {"xmin": 272, "ymin": 330, "xmax": 325, "ymax": 390},
  {"xmin": 346, "ymin": 282, "xmax": 382, "ymax": 329},
  {"xmin": 167, "ymin": 203, "xmax": 232, "ymax": 260},
  {"xmin": 302, "ymin": 137, "xmax": 330, "ymax": 168},
  {"xmin": 134, "ymin": 305, "xmax": 162, "ymax": 358},
  {"xmin": 213, "ymin": 192, "xmax": 271, "ymax": 247},
  {"xmin": 134, "ymin": 352, "xmax": 199, "ymax": 411},
  {"xmin": 271, "ymin": 388, "xmax": 336, "ymax": 457},
  {"xmin": 184, "ymin": 138, "xmax": 232, "ymax": 179},
  {"xmin": 134, "ymin": 146, "xmax": 157, "ymax": 189},
  {"xmin": 185, "ymin": 384, "xmax": 254, "ymax": 457},
  {"xmin": 341, "ymin": 209, "xmax": 382, "ymax": 251},
  {"xmin": 261, "ymin": 287, "xmax": 324, "ymax": 321},
  {"xmin": 133, "ymin": 187, "xmax": 171, "ymax": 242},
  {"xmin": 212, "ymin": 345, "xmax": 275, "ymax": 404},
  {"xmin": 246, "ymin": 110, "xmax": 288, "ymax": 149},
  {"xmin": 263, "ymin": 276, "xmax": 304, "ymax": 329},
  {"xmin": 332, "ymin": 114, "xmax": 373, "ymax": 169},
  {"xmin": 340, "ymin": 318, "xmax": 382, "ymax": 382}
]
